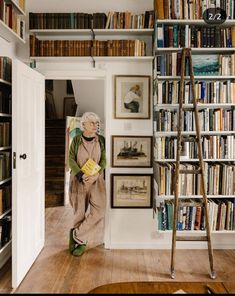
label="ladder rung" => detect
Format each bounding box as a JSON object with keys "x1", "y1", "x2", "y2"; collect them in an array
[
  {"x1": 181, "y1": 137, "x2": 198, "y2": 143},
  {"x1": 176, "y1": 236, "x2": 208, "y2": 241},
  {"x1": 179, "y1": 169, "x2": 202, "y2": 174}
]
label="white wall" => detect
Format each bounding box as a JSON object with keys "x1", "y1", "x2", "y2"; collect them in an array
[
  {"x1": 35, "y1": 59, "x2": 156, "y2": 249},
  {"x1": 50, "y1": 80, "x2": 104, "y2": 120},
  {"x1": 52, "y1": 80, "x2": 71, "y2": 118},
  {"x1": 0, "y1": 36, "x2": 16, "y2": 58},
  {"x1": 73, "y1": 80, "x2": 105, "y2": 123},
  {"x1": 27, "y1": 0, "x2": 153, "y2": 13}
]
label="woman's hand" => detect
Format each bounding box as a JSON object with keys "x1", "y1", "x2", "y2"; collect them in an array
[
  {"x1": 83, "y1": 173, "x2": 99, "y2": 185},
  {"x1": 82, "y1": 174, "x2": 89, "y2": 182}
]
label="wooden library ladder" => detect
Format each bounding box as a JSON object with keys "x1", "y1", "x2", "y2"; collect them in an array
[{"x1": 170, "y1": 48, "x2": 216, "y2": 280}]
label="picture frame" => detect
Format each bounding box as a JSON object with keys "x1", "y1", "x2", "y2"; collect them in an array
[
  {"x1": 63, "y1": 97, "x2": 77, "y2": 117},
  {"x1": 45, "y1": 91, "x2": 57, "y2": 119},
  {"x1": 112, "y1": 135, "x2": 153, "y2": 167},
  {"x1": 114, "y1": 75, "x2": 151, "y2": 119},
  {"x1": 111, "y1": 174, "x2": 153, "y2": 208}
]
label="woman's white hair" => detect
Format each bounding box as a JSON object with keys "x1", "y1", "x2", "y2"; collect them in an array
[{"x1": 80, "y1": 112, "x2": 100, "y2": 132}]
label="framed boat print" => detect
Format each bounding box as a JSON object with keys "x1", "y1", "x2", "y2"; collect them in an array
[
  {"x1": 114, "y1": 75, "x2": 150, "y2": 119},
  {"x1": 111, "y1": 174, "x2": 153, "y2": 208},
  {"x1": 112, "y1": 135, "x2": 152, "y2": 167}
]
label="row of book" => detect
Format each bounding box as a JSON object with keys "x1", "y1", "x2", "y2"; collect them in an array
[
  {"x1": 0, "y1": 185, "x2": 11, "y2": 216},
  {"x1": 154, "y1": 135, "x2": 235, "y2": 160},
  {"x1": 30, "y1": 36, "x2": 146, "y2": 57},
  {"x1": 105, "y1": 11, "x2": 154, "y2": 29},
  {"x1": 29, "y1": 11, "x2": 154, "y2": 30},
  {"x1": 0, "y1": 57, "x2": 11, "y2": 83},
  {"x1": 0, "y1": 214, "x2": 11, "y2": 249},
  {"x1": 155, "y1": 53, "x2": 235, "y2": 76},
  {"x1": 154, "y1": 163, "x2": 235, "y2": 195},
  {"x1": 153, "y1": 108, "x2": 235, "y2": 132},
  {"x1": 0, "y1": 122, "x2": 10, "y2": 147},
  {"x1": 0, "y1": 89, "x2": 11, "y2": 114},
  {"x1": 0, "y1": 152, "x2": 11, "y2": 181},
  {"x1": 0, "y1": 0, "x2": 25, "y2": 39},
  {"x1": 155, "y1": 80, "x2": 235, "y2": 104},
  {"x1": 155, "y1": 24, "x2": 235, "y2": 48},
  {"x1": 156, "y1": 198, "x2": 235, "y2": 231},
  {"x1": 154, "y1": 0, "x2": 234, "y2": 20}
]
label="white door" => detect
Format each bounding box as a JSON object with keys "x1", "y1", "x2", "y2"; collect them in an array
[{"x1": 12, "y1": 60, "x2": 45, "y2": 288}]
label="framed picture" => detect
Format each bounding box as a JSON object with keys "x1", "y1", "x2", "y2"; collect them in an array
[
  {"x1": 66, "y1": 80, "x2": 74, "y2": 95},
  {"x1": 111, "y1": 174, "x2": 153, "y2": 208},
  {"x1": 112, "y1": 135, "x2": 152, "y2": 167},
  {"x1": 63, "y1": 97, "x2": 77, "y2": 117},
  {"x1": 45, "y1": 91, "x2": 57, "y2": 119},
  {"x1": 114, "y1": 75, "x2": 150, "y2": 119}
]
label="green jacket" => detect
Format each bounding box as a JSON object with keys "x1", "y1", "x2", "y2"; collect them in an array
[{"x1": 69, "y1": 134, "x2": 106, "y2": 176}]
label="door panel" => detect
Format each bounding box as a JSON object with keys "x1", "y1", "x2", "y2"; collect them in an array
[{"x1": 12, "y1": 60, "x2": 45, "y2": 288}]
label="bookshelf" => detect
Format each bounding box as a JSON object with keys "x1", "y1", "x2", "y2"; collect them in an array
[
  {"x1": 29, "y1": 28, "x2": 154, "y2": 36},
  {"x1": 153, "y1": 3, "x2": 235, "y2": 237},
  {"x1": 0, "y1": 0, "x2": 26, "y2": 43},
  {"x1": 28, "y1": 10, "x2": 154, "y2": 59},
  {"x1": 0, "y1": 57, "x2": 12, "y2": 269},
  {"x1": 29, "y1": 56, "x2": 154, "y2": 63}
]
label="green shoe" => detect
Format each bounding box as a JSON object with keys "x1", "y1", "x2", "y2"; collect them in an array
[
  {"x1": 72, "y1": 244, "x2": 86, "y2": 257},
  {"x1": 69, "y1": 228, "x2": 77, "y2": 253}
]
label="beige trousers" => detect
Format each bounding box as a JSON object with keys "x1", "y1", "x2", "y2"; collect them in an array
[{"x1": 69, "y1": 173, "x2": 106, "y2": 249}]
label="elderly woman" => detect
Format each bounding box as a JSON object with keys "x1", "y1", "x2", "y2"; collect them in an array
[{"x1": 68, "y1": 112, "x2": 106, "y2": 256}]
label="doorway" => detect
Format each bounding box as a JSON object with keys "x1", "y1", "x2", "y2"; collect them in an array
[{"x1": 44, "y1": 78, "x2": 105, "y2": 208}]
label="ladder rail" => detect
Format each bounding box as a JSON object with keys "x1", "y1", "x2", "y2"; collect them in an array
[
  {"x1": 170, "y1": 48, "x2": 216, "y2": 280},
  {"x1": 188, "y1": 51, "x2": 215, "y2": 278},
  {"x1": 170, "y1": 48, "x2": 186, "y2": 277}
]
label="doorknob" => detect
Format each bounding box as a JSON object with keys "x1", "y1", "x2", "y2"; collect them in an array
[{"x1": 19, "y1": 154, "x2": 27, "y2": 159}]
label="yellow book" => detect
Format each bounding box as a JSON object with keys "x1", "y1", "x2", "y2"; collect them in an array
[{"x1": 81, "y1": 158, "x2": 101, "y2": 176}]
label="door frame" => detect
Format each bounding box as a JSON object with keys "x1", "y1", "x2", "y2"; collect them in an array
[{"x1": 40, "y1": 68, "x2": 110, "y2": 248}]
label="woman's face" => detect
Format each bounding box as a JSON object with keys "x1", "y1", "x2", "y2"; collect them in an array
[{"x1": 83, "y1": 118, "x2": 99, "y2": 135}]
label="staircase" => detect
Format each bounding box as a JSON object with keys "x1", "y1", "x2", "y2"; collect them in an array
[{"x1": 45, "y1": 119, "x2": 66, "y2": 207}]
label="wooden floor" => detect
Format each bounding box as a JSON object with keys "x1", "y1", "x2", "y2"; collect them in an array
[{"x1": 0, "y1": 206, "x2": 235, "y2": 294}]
